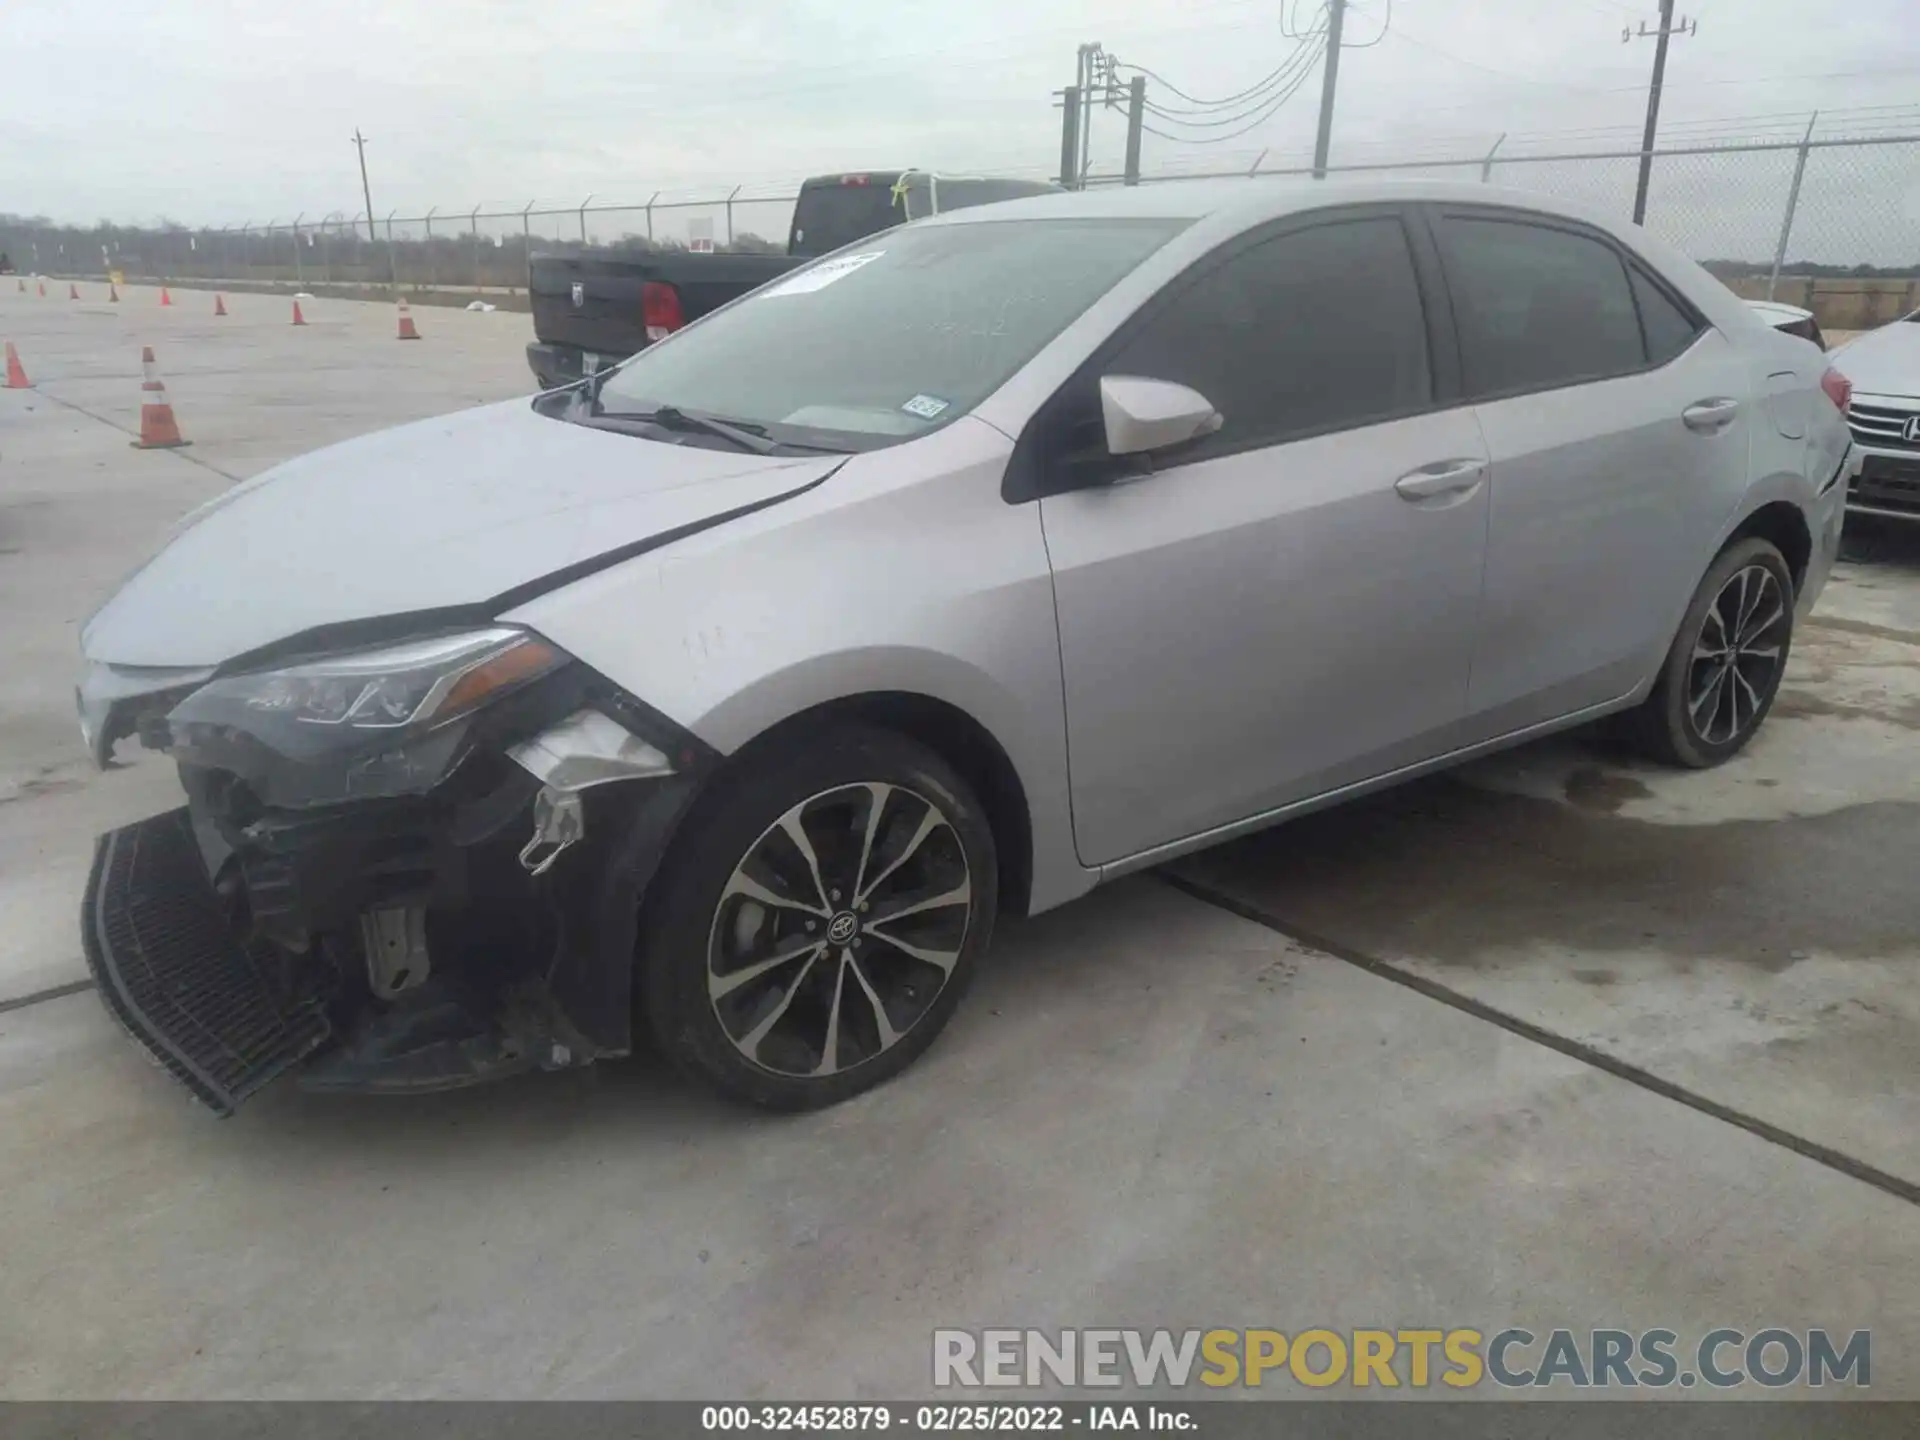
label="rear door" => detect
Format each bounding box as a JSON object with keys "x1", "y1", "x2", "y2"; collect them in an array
[
  {"x1": 1037, "y1": 207, "x2": 1491, "y2": 866},
  {"x1": 1429, "y1": 206, "x2": 1754, "y2": 734}
]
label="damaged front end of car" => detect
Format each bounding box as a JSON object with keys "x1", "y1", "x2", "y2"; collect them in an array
[{"x1": 77, "y1": 626, "x2": 711, "y2": 1115}]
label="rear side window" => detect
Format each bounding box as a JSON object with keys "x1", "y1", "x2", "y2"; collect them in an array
[
  {"x1": 1106, "y1": 215, "x2": 1432, "y2": 455},
  {"x1": 1628, "y1": 265, "x2": 1703, "y2": 364},
  {"x1": 1438, "y1": 216, "x2": 1645, "y2": 397},
  {"x1": 788, "y1": 177, "x2": 904, "y2": 257}
]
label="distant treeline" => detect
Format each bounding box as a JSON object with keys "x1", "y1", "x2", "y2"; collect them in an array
[
  {"x1": 1701, "y1": 259, "x2": 1920, "y2": 279},
  {"x1": 0, "y1": 213, "x2": 783, "y2": 288}
]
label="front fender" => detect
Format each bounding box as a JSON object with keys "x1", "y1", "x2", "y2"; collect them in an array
[{"x1": 505, "y1": 419, "x2": 1098, "y2": 916}]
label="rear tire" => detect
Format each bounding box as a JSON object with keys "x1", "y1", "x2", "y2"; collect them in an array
[
  {"x1": 1624, "y1": 536, "x2": 1795, "y2": 768},
  {"x1": 638, "y1": 725, "x2": 997, "y2": 1111}
]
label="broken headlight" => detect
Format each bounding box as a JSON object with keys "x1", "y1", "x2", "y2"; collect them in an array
[
  {"x1": 195, "y1": 629, "x2": 562, "y2": 732},
  {"x1": 166, "y1": 628, "x2": 570, "y2": 806}
]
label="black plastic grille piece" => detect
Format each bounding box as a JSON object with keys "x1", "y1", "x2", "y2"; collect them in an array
[
  {"x1": 81, "y1": 809, "x2": 330, "y2": 1115},
  {"x1": 1853, "y1": 454, "x2": 1920, "y2": 515}
]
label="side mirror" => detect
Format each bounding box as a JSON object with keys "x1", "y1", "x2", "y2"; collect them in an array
[{"x1": 1099, "y1": 375, "x2": 1223, "y2": 457}]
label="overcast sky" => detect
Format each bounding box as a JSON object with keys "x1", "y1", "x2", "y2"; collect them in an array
[{"x1": 3, "y1": 0, "x2": 1917, "y2": 228}]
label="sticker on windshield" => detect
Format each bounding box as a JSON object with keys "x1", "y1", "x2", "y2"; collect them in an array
[
  {"x1": 761, "y1": 251, "x2": 886, "y2": 297},
  {"x1": 901, "y1": 394, "x2": 951, "y2": 420}
]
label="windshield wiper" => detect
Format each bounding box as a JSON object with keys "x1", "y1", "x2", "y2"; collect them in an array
[{"x1": 601, "y1": 404, "x2": 781, "y2": 455}]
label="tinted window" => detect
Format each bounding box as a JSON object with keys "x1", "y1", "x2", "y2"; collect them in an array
[
  {"x1": 1106, "y1": 216, "x2": 1431, "y2": 454},
  {"x1": 599, "y1": 218, "x2": 1187, "y2": 448},
  {"x1": 1439, "y1": 216, "x2": 1644, "y2": 396},
  {"x1": 788, "y1": 177, "x2": 905, "y2": 257},
  {"x1": 1628, "y1": 265, "x2": 1702, "y2": 364}
]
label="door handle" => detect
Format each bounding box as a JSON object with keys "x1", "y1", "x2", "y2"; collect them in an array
[
  {"x1": 1682, "y1": 397, "x2": 1741, "y2": 433},
  {"x1": 1394, "y1": 458, "x2": 1486, "y2": 502}
]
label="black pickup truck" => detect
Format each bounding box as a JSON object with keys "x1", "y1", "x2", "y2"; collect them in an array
[{"x1": 525, "y1": 170, "x2": 1057, "y2": 389}]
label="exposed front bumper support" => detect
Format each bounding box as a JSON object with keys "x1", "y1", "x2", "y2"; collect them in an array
[
  {"x1": 82, "y1": 809, "x2": 332, "y2": 1115},
  {"x1": 83, "y1": 779, "x2": 705, "y2": 1114}
]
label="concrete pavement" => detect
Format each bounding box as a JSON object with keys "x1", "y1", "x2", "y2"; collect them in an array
[{"x1": 5, "y1": 879, "x2": 1918, "y2": 1398}]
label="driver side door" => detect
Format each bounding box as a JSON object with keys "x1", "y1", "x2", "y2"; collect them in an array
[{"x1": 1034, "y1": 207, "x2": 1491, "y2": 867}]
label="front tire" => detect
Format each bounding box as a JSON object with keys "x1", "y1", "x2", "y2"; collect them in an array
[
  {"x1": 638, "y1": 725, "x2": 997, "y2": 1110},
  {"x1": 1625, "y1": 536, "x2": 1795, "y2": 768}
]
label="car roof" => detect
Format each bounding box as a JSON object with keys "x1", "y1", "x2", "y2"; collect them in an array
[{"x1": 919, "y1": 175, "x2": 1623, "y2": 230}]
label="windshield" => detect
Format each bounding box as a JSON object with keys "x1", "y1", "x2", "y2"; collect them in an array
[{"x1": 595, "y1": 217, "x2": 1188, "y2": 450}]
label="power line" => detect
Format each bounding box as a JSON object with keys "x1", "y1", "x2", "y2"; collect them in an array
[
  {"x1": 1113, "y1": 11, "x2": 1326, "y2": 114},
  {"x1": 1382, "y1": 25, "x2": 1627, "y2": 92},
  {"x1": 1139, "y1": 33, "x2": 1329, "y2": 127},
  {"x1": 1141, "y1": 39, "x2": 1329, "y2": 145},
  {"x1": 1118, "y1": 43, "x2": 1316, "y2": 111},
  {"x1": 1344, "y1": 0, "x2": 1392, "y2": 48},
  {"x1": 1282, "y1": 0, "x2": 1328, "y2": 40}
]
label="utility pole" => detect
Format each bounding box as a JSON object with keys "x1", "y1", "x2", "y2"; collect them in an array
[
  {"x1": 1311, "y1": 0, "x2": 1347, "y2": 178},
  {"x1": 1627, "y1": 1, "x2": 1695, "y2": 225},
  {"x1": 1058, "y1": 86, "x2": 1084, "y2": 189},
  {"x1": 352, "y1": 129, "x2": 377, "y2": 242},
  {"x1": 1076, "y1": 44, "x2": 1106, "y2": 188},
  {"x1": 1123, "y1": 75, "x2": 1146, "y2": 186}
]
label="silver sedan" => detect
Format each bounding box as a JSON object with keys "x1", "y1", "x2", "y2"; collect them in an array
[{"x1": 76, "y1": 179, "x2": 1853, "y2": 1113}]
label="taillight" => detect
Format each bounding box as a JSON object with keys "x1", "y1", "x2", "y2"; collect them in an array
[
  {"x1": 1820, "y1": 367, "x2": 1852, "y2": 414},
  {"x1": 641, "y1": 281, "x2": 684, "y2": 343}
]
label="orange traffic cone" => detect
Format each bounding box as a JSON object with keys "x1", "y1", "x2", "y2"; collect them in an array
[
  {"x1": 396, "y1": 297, "x2": 421, "y2": 340},
  {"x1": 4, "y1": 342, "x2": 30, "y2": 389},
  {"x1": 132, "y1": 346, "x2": 189, "y2": 449},
  {"x1": 109, "y1": 283, "x2": 120, "y2": 303},
  {"x1": 160, "y1": 286, "x2": 172, "y2": 307},
  {"x1": 213, "y1": 293, "x2": 228, "y2": 317},
  {"x1": 68, "y1": 283, "x2": 80, "y2": 301},
  {"x1": 291, "y1": 299, "x2": 307, "y2": 326}
]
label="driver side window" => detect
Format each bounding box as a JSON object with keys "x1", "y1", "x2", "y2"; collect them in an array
[{"x1": 1107, "y1": 214, "x2": 1434, "y2": 462}]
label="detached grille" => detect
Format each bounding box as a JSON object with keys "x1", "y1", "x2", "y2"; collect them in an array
[
  {"x1": 1851, "y1": 454, "x2": 1920, "y2": 517},
  {"x1": 1849, "y1": 400, "x2": 1920, "y2": 451},
  {"x1": 82, "y1": 809, "x2": 330, "y2": 1115}
]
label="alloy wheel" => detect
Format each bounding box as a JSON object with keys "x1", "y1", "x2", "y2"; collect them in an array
[
  {"x1": 1686, "y1": 562, "x2": 1788, "y2": 746},
  {"x1": 706, "y1": 782, "x2": 973, "y2": 1078}
]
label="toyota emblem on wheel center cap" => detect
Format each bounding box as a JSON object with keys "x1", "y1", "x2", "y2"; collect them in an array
[{"x1": 826, "y1": 912, "x2": 859, "y2": 945}]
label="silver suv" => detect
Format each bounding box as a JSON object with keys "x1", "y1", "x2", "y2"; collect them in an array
[
  {"x1": 1828, "y1": 309, "x2": 1920, "y2": 521},
  {"x1": 76, "y1": 179, "x2": 1854, "y2": 1114}
]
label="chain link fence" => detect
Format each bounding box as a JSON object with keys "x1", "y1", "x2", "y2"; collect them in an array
[
  {"x1": 0, "y1": 183, "x2": 806, "y2": 294},
  {"x1": 3, "y1": 131, "x2": 1915, "y2": 322},
  {"x1": 1083, "y1": 131, "x2": 1920, "y2": 329}
]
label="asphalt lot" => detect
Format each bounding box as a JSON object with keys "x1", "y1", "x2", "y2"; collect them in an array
[{"x1": 1, "y1": 284, "x2": 1916, "y2": 1401}]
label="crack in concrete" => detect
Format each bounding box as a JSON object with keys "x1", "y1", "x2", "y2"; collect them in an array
[
  {"x1": 0, "y1": 979, "x2": 93, "y2": 1016},
  {"x1": 1162, "y1": 869, "x2": 1920, "y2": 1210},
  {"x1": 1806, "y1": 614, "x2": 1920, "y2": 646},
  {"x1": 27, "y1": 387, "x2": 241, "y2": 483}
]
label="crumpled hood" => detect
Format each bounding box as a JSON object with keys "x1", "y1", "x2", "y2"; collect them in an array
[
  {"x1": 1832, "y1": 320, "x2": 1920, "y2": 398},
  {"x1": 83, "y1": 400, "x2": 840, "y2": 667}
]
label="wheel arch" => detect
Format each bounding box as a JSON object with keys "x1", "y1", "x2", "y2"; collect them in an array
[
  {"x1": 1727, "y1": 498, "x2": 1813, "y2": 596},
  {"x1": 726, "y1": 691, "x2": 1036, "y2": 920}
]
